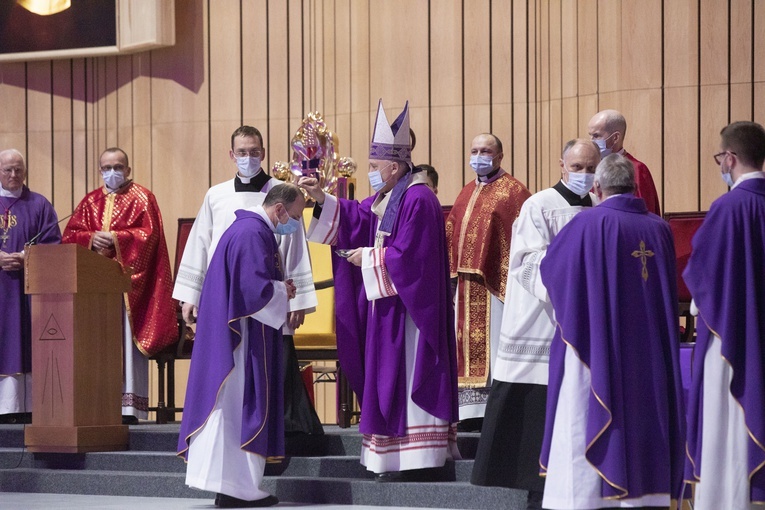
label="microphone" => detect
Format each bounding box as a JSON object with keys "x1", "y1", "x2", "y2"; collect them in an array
[{"x1": 25, "y1": 179, "x2": 134, "y2": 247}]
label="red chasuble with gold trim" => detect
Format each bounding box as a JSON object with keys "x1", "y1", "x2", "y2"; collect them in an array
[
  {"x1": 62, "y1": 182, "x2": 178, "y2": 356},
  {"x1": 445, "y1": 172, "x2": 530, "y2": 387}
]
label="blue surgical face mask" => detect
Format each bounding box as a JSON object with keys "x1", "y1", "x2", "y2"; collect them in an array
[
  {"x1": 593, "y1": 133, "x2": 616, "y2": 158},
  {"x1": 721, "y1": 169, "x2": 735, "y2": 188},
  {"x1": 470, "y1": 155, "x2": 496, "y2": 176},
  {"x1": 564, "y1": 167, "x2": 596, "y2": 197},
  {"x1": 276, "y1": 216, "x2": 300, "y2": 236},
  {"x1": 368, "y1": 163, "x2": 393, "y2": 192},
  {"x1": 236, "y1": 156, "x2": 261, "y2": 178},
  {"x1": 102, "y1": 169, "x2": 126, "y2": 191}
]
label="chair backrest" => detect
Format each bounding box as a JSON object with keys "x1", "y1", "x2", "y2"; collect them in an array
[
  {"x1": 174, "y1": 218, "x2": 197, "y2": 280},
  {"x1": 664, "y1": 211, "x2": 707, "y2": 303}
]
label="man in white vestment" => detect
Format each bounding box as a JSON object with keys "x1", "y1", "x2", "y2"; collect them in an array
[
  {"x1": 173, "y1": 125, "x2": 322, "y2": 435},
  {"x1": 471, "y1": 139, "x2": 600, "y2": 509}
]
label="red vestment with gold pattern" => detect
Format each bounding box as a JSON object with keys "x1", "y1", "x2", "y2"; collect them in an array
[
  {"x1": 62, "y1": 182, "x2": 177, "y2": 356},
  {"x1": 445, "y1": 172, "x2": 530, "y2": 412}
]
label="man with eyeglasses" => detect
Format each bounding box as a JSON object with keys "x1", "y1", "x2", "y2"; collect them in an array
[
  {"x1": 588, "y1": 109, "x2": 661, "y2": 215},
  {"x1": 0, "y1": 149, "x2": 60, "y2": 424},
  {"x1": 63, "y1": 147, "x2": 178, "y2": 424},
  {"x1": 173, "y1": 125, "x2": 322, "y2": 437},
  {"x1": 683, "y1": 121, "x2": 765, "y2": 510}
]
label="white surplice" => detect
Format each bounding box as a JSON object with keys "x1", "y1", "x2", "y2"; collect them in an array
[{"x1": 493, "y1": 187, "x2": 592, "y2": 385}]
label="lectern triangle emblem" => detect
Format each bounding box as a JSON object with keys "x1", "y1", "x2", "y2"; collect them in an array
[{"x1": 39, "y1": 314, "x2": 66, "y2": 341}]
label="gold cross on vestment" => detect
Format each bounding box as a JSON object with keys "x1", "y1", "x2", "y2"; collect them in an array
[
  {"x1": 631, "y1": 240, "x2": 654, "y2": 281},
  {"x1": 0, "y1": 232, "x2": 8, "y2": 246}
]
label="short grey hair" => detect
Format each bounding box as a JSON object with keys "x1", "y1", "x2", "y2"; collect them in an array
[
  {"x1": 595, "y1": 154, "x2": 636, "y2": 196},
  {"x1": 0, "y1": 149, "x2": 26, "y2": 168}
]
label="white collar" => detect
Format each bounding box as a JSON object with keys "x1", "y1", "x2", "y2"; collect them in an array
[
  {"x1": 731, "y1": 170, "x2": 765, "y2": 190},
  {"x1": 0, "y1": 185, "x2": 22, "y2": 198},
  {"x1": 252, "y1": 205, "x2": 277, "y2": 233}
]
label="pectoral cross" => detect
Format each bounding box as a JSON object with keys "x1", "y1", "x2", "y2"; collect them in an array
[{"x1": 631, "y1": 240, "x2": 654, "y2": 281}]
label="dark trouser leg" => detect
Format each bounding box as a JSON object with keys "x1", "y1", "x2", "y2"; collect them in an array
[{"x1": 282, "y1": 334, "x2": 324, "y2": 435}]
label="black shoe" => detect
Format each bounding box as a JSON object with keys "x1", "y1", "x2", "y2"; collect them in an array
[
  {"x1": 457, "y1": 417, "x2": 484, "y2": 432},
  {"x1": 0, "y1": 413, "x2": 31, "y2": 424},
  {"x1": 215, "y1": 493, "x2": 279, "y2": 508},
  {"x1": 526, "y1": 490, "x2": 543, "y2": 510},
  {"x1": 375, "y1": 471, "x2": 405, "y2": 483},
  {"x1": 121, "y1": 415, "x2": 139, "y2": 425}
]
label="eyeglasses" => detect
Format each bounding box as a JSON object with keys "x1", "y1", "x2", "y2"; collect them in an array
[
  {"x1": 713, "y1": 151, "x2": 736, "y2": 165},
  {"x1": 234, "y1": 149, "x2": 264, "y2": 158},
  {"x1": 100, "y1": 164, "x2": 126, "y2": 172},
  {"x1": 0, "y1": 166, "x2": 24, "y2": 175}
]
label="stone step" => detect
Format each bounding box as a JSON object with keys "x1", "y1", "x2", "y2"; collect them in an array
[
  {"x1": 0, "y1": 468, "x2": 527, "y2": 509},
  {"x1": 0, "y1": 448, "x2": 477, "y2": 482},
  {"x1": 0, "y1": 424, "x2": 482, "y2": 458}
]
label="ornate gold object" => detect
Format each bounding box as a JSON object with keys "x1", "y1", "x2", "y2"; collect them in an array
[{"x1": 272, "y1": 112, "x2": 356, "y2": 201}]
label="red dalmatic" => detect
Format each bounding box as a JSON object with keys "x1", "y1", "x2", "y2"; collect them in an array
[{"x1": 62, "y1": 182, "x2": 178, "y2": 356}]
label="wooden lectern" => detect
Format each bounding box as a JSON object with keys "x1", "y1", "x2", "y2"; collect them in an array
[{"x1": 23, "y1": 244, "x2": 132, "y2": 453}]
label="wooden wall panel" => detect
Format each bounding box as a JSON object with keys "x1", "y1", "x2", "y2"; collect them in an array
[
  {"x1": 663, "y1": 87, "x2": 699, "y2": 213},
  {"x1": 51, "y1": 60, "x2": 73, "y2": 218},
  {"x1": 492, "y1": 0, "x2": 513, "y2": 171},
  {"x1": 348, "y1": 0, "x2": 370, "y2": 199},
  {"x1": 242, "y1": 0, "x2": 269, "y2": 139},
  {"x1": 430, "y1": 0, "x2": 463, "y2": 202},
  {"x1": 463, "y1": 0, "x2": 491, "y2": 184},
  {"x1": 210, "y1": 0, "x2": 242, "y2": 184},
  {"x1": 268, "y1": 0, "x2": 291, "y2": 169},
  {"x1": 26, "y1": 62, "x2": 53, "y2": 199},
  {"x1": 0, "y1": 65, "x2": 27, "y2": 156}
]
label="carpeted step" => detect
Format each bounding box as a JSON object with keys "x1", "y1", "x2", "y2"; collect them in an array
[{"x1": 0, "y1": 468, "x2": 527, "y2": 509}]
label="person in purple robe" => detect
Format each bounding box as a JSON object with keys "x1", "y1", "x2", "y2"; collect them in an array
[
  {"x1": 683, "y1": 121, "x2": 765, "y2": 510},
  {"x1": 299, "y1": 99, "x2": 460, "y2": 481},
  {"x1": 177, "y1": 184, "x2": 305, "y2": 508},
  {"x1": 539, "y1": 154, "x2": 686, "y2": 509},
  {"x1": 0, "y1": 149, "x2": 60, "y2": 424}
]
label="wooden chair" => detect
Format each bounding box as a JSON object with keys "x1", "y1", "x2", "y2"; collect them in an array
[
  {"x1": 664, "y1": 211, "x2": 707, "y2": 342},
  {"x1": 149, "y1": 217, "x2": 196, "y2": 424}
]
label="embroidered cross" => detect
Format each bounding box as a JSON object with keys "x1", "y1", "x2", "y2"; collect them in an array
[{"x1": 631, "y1": 240, "x2": 654, "y2": 281}]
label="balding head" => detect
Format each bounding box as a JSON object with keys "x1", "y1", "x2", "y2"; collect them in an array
[
  {"x1": 588, "y1": 109, "x2": 628, "y2": 153},
  {"x1": 0, "y1": 149, "x2": 27, "y2": 192},
  {"x1": 263, "y1": 182, "x2": 306, "y2": 233}
]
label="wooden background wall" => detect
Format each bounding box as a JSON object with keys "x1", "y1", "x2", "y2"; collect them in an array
[{"x1": 2, "y1": 0, "x2": 763, "y2": 420}]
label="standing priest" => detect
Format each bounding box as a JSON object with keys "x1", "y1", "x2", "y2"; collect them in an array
[
  {"x1": 0, "y1": 149, "x2": 60, "y2": 424},
  {"x1": 445, "y1": 133, "x2": 529, "y2": 427},
  {"x1": 178, "y1": 184, "x2": 305, "y2": 508},
  {"x1": 63, "y1": 147, "x2": 178, "y2": 423},
  {"x1": 299, "y1": 99, "x2": 460, "y2": 481},
  {"x1": 684, "y1": 121, "x2": 765, "y2": 510},
  {"x1": 539, "y1": 153, "x2": 686, "y2": 509}
]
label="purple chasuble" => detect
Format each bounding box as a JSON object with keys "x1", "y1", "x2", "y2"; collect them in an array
[
  {"x1": 683, "y1": 178, "x2": 765, "y2": 502},
  {"x1": 539, "y1": 194, "x2": 686, "y2": 500},
  {"x1": 331, "y1": 184, "x2": 458, "y2": 437},
  {"x1": 178, "y1": 210, "x2": 284, "y2": 460},
  {"x1": 0, "y1": 187, "x2": 60, "y2": 375}
]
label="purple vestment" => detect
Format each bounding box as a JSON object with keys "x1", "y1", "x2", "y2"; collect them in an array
[
  {"x1": 539, "y1": 194, "x2": 686, "y2": 500},
  {"x1": 0, "y1": 187, "x2": 60, "y2": 375},
  {"x1": 330, "y1": 184, "x2": 458, "y2": 437},
  {"x1": 178, "y1": 210, "x2": 284, "y2": 460},
  {"x1": 683, "y1": 178, "x2": 765, "y2": 502}
]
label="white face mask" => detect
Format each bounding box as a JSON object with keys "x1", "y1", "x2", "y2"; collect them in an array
[
  {"x1": 102, "y1": 169, "x2": 126, "y2": 191},
  {"x1": 564, "y1": 167, "x2": 596, "y2": 196},
  {"x1": 470, "y1": 155, "x2": 496, "y2": 176},
  {"x1": 236, "y1": 156, "x2": 261, "y2": 178},
  {"x1": 593, "y1": 133, "x2": 616, "y2": 158}
]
